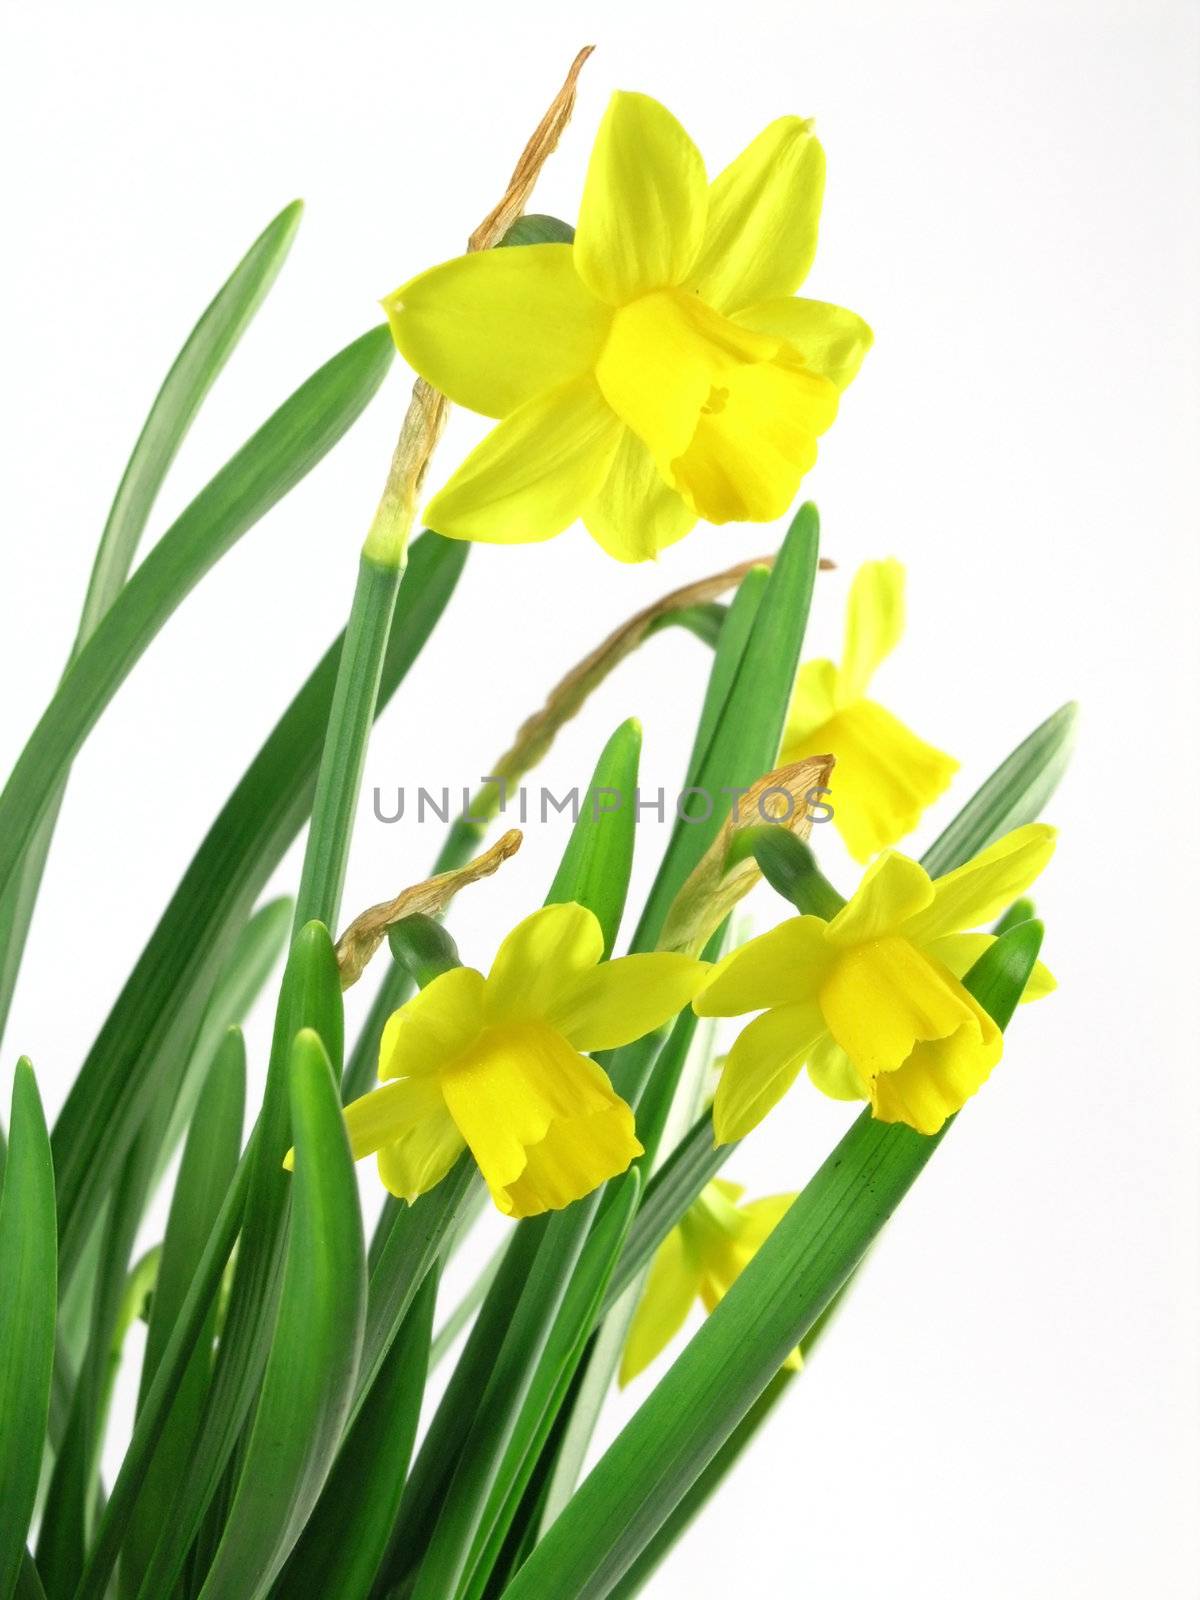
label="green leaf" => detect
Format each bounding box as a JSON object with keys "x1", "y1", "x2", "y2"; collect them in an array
[
  {"x1": 73, "y1": 1160, "x2": 251, "y2": 1600},
  {"x1": 0, "y1": 1062, "x2": 56, "y2": 1600},
  {"x1": 677, "y1": 566, "x2": 769, "y2": 797},
  {"x1": 168, "y1": 922, "x2": 344, "y2": 1596},
  {"x1": 272, "y1": 1265, "x2": 437, "y2": 1600},
  {"x1": 358, "y1": 1158, "x2": 481, "y2": 1414},
  {"x1": 499, "y1": 925, "x2": 1046, "y2": 1600},
  {"x1": 384, "y1": 1222, "x2": 547, "y2": 1594},
  {"x1": 195, "y1": 1029, "x2": 366, "y2": 1600},
  {"x1": 37, "y1": 1086, "x2": 170, "y2": 1599},
  {"x1": 294, "y1": 552, "x2": 403, "y2": 929},
  {"x1": 76, "y1": 923, "x2": 342, "y2": 1600},
  {"x1": 545, "y1": 717, "x2": 642, "y2": 955},
  {"x1": 605, "y1": 1369, "x2": 798, "y2": 1600},
  {"x1": 0, "y1": 202, "x2": 303, "y2": 1053},
  {"x1": 920, "y1": 700, "x2": 1077, "y2": 878},
  {"x1": 120, "y1": 1030, "x2": 246, "y2": 1600},
  {"x1": 458, "y1": 1173, "x2": 643, "y2": 1600},
  {"x1": 0, "y1": 323, "x2": 395, "y2": 909},
  {"x1": 154, "y1": 898, "x2": 290, "y2": 1192},
  {"x1": 51, "y1": 528, "x2": 466, "y2": 1290},
  {"x1": 82, "y1": 200, "x2": 305, "y2": 637},
  {"x1": 628, "y1": 512, "x2": 818, "y2": 958}
]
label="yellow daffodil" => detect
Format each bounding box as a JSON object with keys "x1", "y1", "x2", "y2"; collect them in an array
[
  {"x1": 694, "y1": 825, "x2": 1057, "y2": 1140},
  {"x1": 383, "y1": 92, "x2": 871, "y2": 562},
  {"x1": 781, "y1": 560, "x2": 958, "y2": 861},
  {"x1": 338, "y1": 903, "x2": 707, "y2": 1218},
  {"x1": 621, "y1": 1179, "x2": 800, "y2": 1384}
]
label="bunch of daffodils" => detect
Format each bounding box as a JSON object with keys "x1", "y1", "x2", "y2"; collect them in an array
[{"x1": 0, "y1": 57, "x2": 1072, "y2": 1600}]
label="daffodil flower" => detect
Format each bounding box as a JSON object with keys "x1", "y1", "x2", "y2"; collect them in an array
[
  {"x1": 339, "y1": 903, "x2": 707, "y2": 1218},
  {"x1": 781, "y1": 559, "x2": 958, "y2": 862},
  {"x1": 694, "y1": 824, "x2": 1057, "y2": 1141},
  {"x1": 621, "y1": 1179, "x2": 800, "y2": 1384},
  {"x1": 383, "y1": 92, "x2": 871, "y2": 562}
]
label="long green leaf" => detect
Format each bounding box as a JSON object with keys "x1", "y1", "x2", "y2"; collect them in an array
[
  {"x1": 606, "y1": 1264, "x2": 859, "y2": 1598},
  {"x1": 0, "y1": 323, "x2": 394, "y2": 907},
  {"x1": 37, "y1": 1091, "x2": 170, "y2": 1599},
  {"x1": 134, "y1": 922, "x2": 344, "y2": 1600},
  {"x1": 0, "y1": 202, "x2": 302, "y2": 1052},
  {"x1": 605, "y1": 1369, "x2": 798, "y2": 1599},
  {"x1": 120, "y1": 1030, "x2": 246, "y2": 1600},
  {"x1": 195, "y1": 1028, "x2": 366, "y2": 1600},
  {"x1": 626, "y1": 506, "x2": 819, "y2": 963},
  {"x1": 545, "y1": 718, "x2": 642, "y2": 957},
  {"x1": 500, "y1": 925, "x2": 1045, "y2": 1600},
  {"x1": 921, "y1": 700, "x2": 1077, "y2": 877},
  {"x1": 272, "y1": 1265, "x2": 437, "y2": 1600},
  {"x1": 0, "y1": 1062, "x2": 56, "y2": 1600},
  {"x1": 154, "y1": 898, "x2": 289, "y2": 1190},
  {"x1": 51, "y1": 529, "x2": 466, "y2": 1289},
  {"x1": 74, "y1": 924, "x2": 341, "y2": 1600},
  {"x1": 459, "y1": 1173, "x2": 643, "y2": 1600}
]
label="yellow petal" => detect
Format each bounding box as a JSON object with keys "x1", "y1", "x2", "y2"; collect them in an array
[
  {"x1": 377, "y1": 1091, "x2": 465, "y2": 1204},
  {"x1": 424, "y1": 377, "x2": 622, "y2": 546},
  {"x1": 583, "y1": 428, "x2": 696, "y2": 563},
  {"x1": 694, "y1": 916, "x2": 832, "y2": 1017},
  {"x1": 620, "y1": 1227, "x2": 700, "y2": 1385},
  {"x1": 925, "y1": 932, "x2": 1057, "y2": 1002},
  {"x1": 712, "y1": 1001, "x2": 825, "y2": 1143},
  {"x1": 733, "y1": 297, "x2": 873, "y2": 392},
  {"x1": 342, "y1": 1077, "x2": 439, "y2": 1159},
  {"x1": 671, "y1": 357, "x2": 837, "y2": 524},
  {"x1": 790, "y1": 699, "x2": 958, "y2": 863},
  {"x1": 339, "y1": 1077, "x2": 465, "y2": 1203},
  {"x1": 688, "y1": 117, "x2": 825, "y2": 312},
  {"x1": 869, "y1": 991, "x2": 1003, "y2": 1135},
  {"x1": 378, "y1": 965, "x2": 486, "y2": 1080},
  {"x1": 839, "y1": 559, "x2": 906, "y2": 703},
  {"x1": 574, "y1": 91, "x2": 708, "y2": 305},
  {"x1": 780, "y1": 658, "x2": 839, "y2": 749},
  {"x1": 819, "y1": 937, "x2": 984, "y2": 1078},
  {"x1": 824, "y1": 851, "x2": 934, "y2": 948},
  {"x1": 806, "y1": 1034, "x2": 868, "y2": 1101},
  {"x1": 547, "y1": 952, "x2": 709, "y2": 1053},
  {"x1": 484, "y1": 902, "x2": 603, "y2": 1025},
  {"x1": 382, "y1": 244, "x2": 612, "y2": 419},
  {"x1": 900, "y1": 824, "x2": 1058, "y2": 946},
  {"x1": 440, "y1": 1022, "x2": 642, "y2": 1217}
]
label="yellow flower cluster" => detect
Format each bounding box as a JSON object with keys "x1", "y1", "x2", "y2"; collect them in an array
[{"x1": 335, "y1": 92, "x2": 1060, "y2": 1351}]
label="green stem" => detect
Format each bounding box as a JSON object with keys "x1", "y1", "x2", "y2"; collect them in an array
[{"x1": 294, "y1": 553, "x2": 403, "y2": 931}]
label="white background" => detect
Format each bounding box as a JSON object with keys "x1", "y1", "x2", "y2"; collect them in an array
[{"x1": 2, "y1": 2, "x2": 1198, "y2": 1595}]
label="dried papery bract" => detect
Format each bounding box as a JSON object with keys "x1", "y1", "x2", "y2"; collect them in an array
[
  {"x1": 335, "y1": 827, "x2": 522, "y2": 987},
  {"x1": 363, "y1": 46, "x2": 596, "y2": 566},
  {"x1": 658, "y1": 757, "x2": 835, "y2": 956}
]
